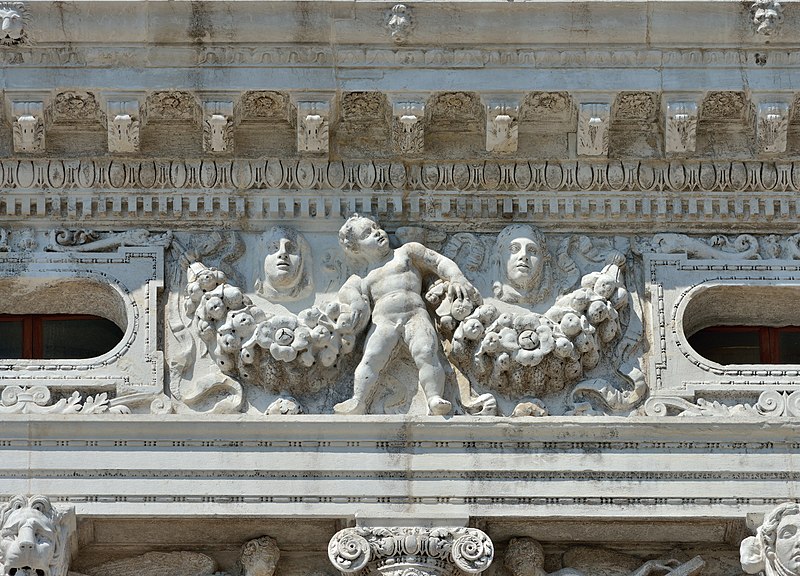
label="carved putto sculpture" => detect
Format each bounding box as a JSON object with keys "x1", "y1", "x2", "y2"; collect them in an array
[
  {"x1": 333, "y1": 214, "x2": 481, "y2": 415},
  {"x1": 174, "y1": 223, "x2": 642, "y2": 417},
  {"x1": 0, "y1": 495, "x2": 73, "y2": 576},
  {"x1": 254, "y1": 226, "x2": 313, "y2": 302},
  {"x1": 742, "y1": 503, "x2": 800, "y2": 576}
]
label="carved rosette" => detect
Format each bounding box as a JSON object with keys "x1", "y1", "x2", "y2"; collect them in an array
[{"x1": 328, "y1": 527, "x2": 493, "y2": 576}]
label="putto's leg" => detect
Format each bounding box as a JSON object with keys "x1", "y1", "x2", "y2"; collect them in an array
[
  {"x1": 334, "y1": 322, "x2": 400, "y2": 415},
  {"x1": 405, "y1": 313, "x2": 452, "y2": 416}
]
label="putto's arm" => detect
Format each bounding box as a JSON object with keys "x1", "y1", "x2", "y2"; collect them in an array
[
  {"x1": 406, "y1": 242, "x2": 482, "y2": 304},
  {"x1": 336, "y1": 274, "x2": 370, "y2": 332}
]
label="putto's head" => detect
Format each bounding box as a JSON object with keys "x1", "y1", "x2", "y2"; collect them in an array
[
  {"x1": 338, "y1": 214, "x2": 391, "y2": 261},
  {"x1": 0, "y1": 3, "x2": 27, "y2": 46},
  {"x1": 0, "y1": 495, "x2": 71, "y2": 576}
]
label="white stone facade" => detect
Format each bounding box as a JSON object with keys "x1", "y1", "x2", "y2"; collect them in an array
[{"x1": 0, "y1": 1, "x2": 799, "y2": 575}]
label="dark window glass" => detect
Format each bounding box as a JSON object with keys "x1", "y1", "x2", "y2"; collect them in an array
[
  {"x1": 0, "y1": 315, "x2": 123, "y2": 360},
  {"x1": 0, "y1": 320, "x2": 24, "y2": 359},
  {"x1": 689, "y1": 326, "x2": 800, "y2": 365}
]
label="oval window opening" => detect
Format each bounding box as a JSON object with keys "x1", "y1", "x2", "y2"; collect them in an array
[
  {"x1": 682, "y1": 284, "x2": 800, "y2": 365},
  {"x1": 688, "y1": 326, "x2": 800, "y2": 365},
  {"x1": 0, "y1": 314, "x2": 125, "y2": 360}
]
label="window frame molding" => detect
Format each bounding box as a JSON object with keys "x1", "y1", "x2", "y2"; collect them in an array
[{"x1": 0, "y1": 247, "x2": 164, "y2": 399}]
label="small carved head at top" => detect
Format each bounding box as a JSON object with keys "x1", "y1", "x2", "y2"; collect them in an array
[
  {"x1": 742, "y1": 502, "x2": 800, "y2": 576},
  {"x1": 504, "y1": 538, "x2": 547, "y2": 576},
  {"x1": 751, "y1": 0, "x2": 784, "y2": 36},
  {"x1": 0, "y1": 2, "x2": 28, "y2": 46},
  {"x1": 0, "y1": 495, "x2": 72, "y2": 576},
  {"x1": 491, "y1": 224, "x2": 552, "y2": 305},
  {"x1": 386, "y1": 4, "x2": 413, "y2": 44},
  {"x1": 255, "y1": 226, "x2": 313, "y2": 302}
]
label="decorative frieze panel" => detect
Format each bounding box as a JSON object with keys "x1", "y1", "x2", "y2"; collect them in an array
[
  {"x1": 484, "y1": 97, "x2": 520, "y2": 153},
  {"x1": 391, "y1": 99, "x2": 425, "y2": 155}
]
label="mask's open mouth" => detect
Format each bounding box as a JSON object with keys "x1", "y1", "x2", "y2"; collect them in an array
[{"x1": 8, "y1": 567, "x2": 46, "y2": 576}]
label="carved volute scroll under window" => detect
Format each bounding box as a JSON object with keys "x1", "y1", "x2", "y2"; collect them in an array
[{"x1": 681, "y1": 285, "x2": 800, "y2": 366}]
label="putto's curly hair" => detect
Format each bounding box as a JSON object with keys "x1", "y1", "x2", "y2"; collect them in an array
[
  {"x1": 338, "y1": 213, "x2": 377, "y2": 255},
  {"x1": 762, "y1": 502, "x2": 800, "y2": 553}
]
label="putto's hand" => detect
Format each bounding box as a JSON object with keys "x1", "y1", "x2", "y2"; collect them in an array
[{"x1": 448, "y1": 278, "x2": 482, "y2": 305}]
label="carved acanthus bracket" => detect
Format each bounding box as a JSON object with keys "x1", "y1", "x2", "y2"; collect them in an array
[
  {"x1": 756, "y1": 101, "x2": 789, "y2": 154},
  {"x1": 665, "y1": 101, "x2": 698, "y2": 155},
  {"x1": 0, "y1": 495, "x2": 76, "y2": 576},
  {"x1": 203, "y1": 100, "x2": 234, "y2": 153},
  {"x1": 107, "y1": 100, "x2": 141, "y2": 153},
  {"x1": 577, "y1": 102, "x2": 610, "y2": 156},
  {"x1": 11, "y1": 100, "x2": 44, "y2": 153},
  {"x1": 294, "y1": 98, "x2": 331, "y2": 154},
  {"x1": 328, "y1": 527, "x2": 494, "y2": 576},
  {"x1": 483, "y1": 97, "x2": 520, "y2": 153},
  {"x1": 391, "y1": 99, "x2": 425, "y2": 155}
]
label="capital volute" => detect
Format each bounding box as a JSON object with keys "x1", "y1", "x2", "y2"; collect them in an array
[{"x1": 328, "y1": 526, "x2": 494, "y2": 576}]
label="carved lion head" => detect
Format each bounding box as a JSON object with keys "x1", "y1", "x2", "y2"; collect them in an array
[
  {"x1": 0, "y1": 2, "x2": 28, "y2": 46},
  {"x1": 0, "y1": 496, "x2": 70, "y2": 576}
]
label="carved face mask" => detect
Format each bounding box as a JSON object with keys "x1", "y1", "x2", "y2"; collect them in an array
[
  {"x1": 264, "y1": 235, "x2": 302, "y2": 290},
  {"x1": 504, "y1": 236, "x2": 543, "y2": 290}
]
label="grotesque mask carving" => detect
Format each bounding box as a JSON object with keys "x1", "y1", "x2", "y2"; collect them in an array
[
  {"x1": 0, "y1": 496, "x2": 72, "y2": 576},
  {"x1": 0, "y1": 3, "x2": 27, "y2": 46}
]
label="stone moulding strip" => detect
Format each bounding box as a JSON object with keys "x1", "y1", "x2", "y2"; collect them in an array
[
  {"x1": 2, "y1": 158, "x2": 800, "y2": 229},
  {"x1": 1, "y1": 46, "x2": 799, "y2": 70}
]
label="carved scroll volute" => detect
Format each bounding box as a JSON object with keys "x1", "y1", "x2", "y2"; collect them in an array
[{"x1": 328, "y1": 527, "x2": 494, "y2": 576}]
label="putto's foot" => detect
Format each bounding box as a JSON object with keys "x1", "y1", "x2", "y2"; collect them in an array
[
  {"x1": 428, "y1": 396, "x2": 452, "y2": 416},
  {"x1": 334, "y1": 397, "x2": 367, "y2": 415}
]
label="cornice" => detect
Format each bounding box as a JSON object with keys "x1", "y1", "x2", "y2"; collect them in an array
[{"x1": 2, "y1": 158, "x2": 800, "y2": 231}]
